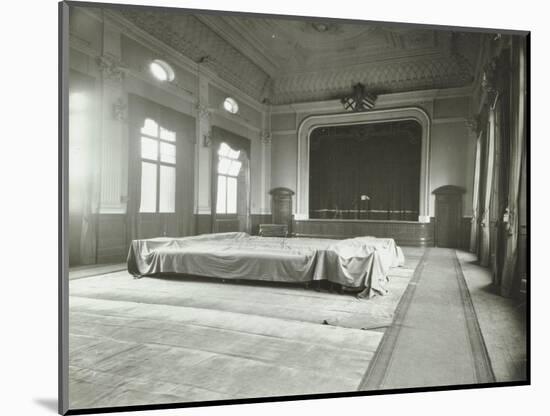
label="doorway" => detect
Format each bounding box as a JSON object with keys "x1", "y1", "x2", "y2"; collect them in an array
[{"x1": 433, "y1": 186, "x2": 465, "y2": 248}]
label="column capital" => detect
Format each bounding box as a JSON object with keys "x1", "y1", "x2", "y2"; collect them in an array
[{"x1": 96, "y1": 54, "x2": 128, "y2": 82}]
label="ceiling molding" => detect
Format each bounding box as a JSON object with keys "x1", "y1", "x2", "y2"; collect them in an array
[
  {"x1": 117, "y1": 8, "x2": 270, "y2": 102},
  {"x1": 270, "y1": 53, "x2": 473, "y2": 105},
  {"x1": 270, "y1": 85, "x2": 474, "y2": 114},
  {"x1": 101, "y1": 8, "x2": 484, "y2": 107},
  {"x1": 104, "y1": 10, "x2": 268, "y2": 112},
  {"x1": 197, "y1": 15, "x2": 281, "y2": 77}
]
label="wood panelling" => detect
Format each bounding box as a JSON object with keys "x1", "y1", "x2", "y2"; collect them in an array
[
  {"x1": 312, "y1": 211, "x2": 418, "y2": 221},
  {"x1": 259, "y1": 224, "x2": 289, "y2": 237},
  {"x1": 250, "y1": 214, "x2": 272, "y2": 235},
  {"x1": 195, "y1": 214, "x2": 212, "y2": 235},
  {"x1": 517, "y1": 224, "x2": 527, "y2": 301},
  {"x1": 195, "y1": 214, "x2": 272, "y2": 235},
  {"x1": 215, "y1": 217, "x2": 240, "y2": 233},
  {"x1": 292, "y1": 219, "x2": 434, "y2": 247},
  {"x1": 460, "y1": 217, "x2": 472, "y2": 250},
  {"x1": 97, "y1": 214, "x2": 127, "y2": 264}
]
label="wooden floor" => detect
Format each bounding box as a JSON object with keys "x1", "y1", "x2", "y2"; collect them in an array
[
  {"x1": 456, "y1": 251, "x2": 527, "y2": 381},
  {"x1": 361, "y1": 248, "x2": 494, "y2": 390},
  {"x1": 68, "y1": 248, "x2": 425, "y2": 409}
]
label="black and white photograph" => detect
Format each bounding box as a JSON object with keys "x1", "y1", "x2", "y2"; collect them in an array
[
  {"x1": 57, "y1": 1, "x2": 532, "y2": 414},
  {"x1": 8, "y1": 0, "x2": 550, "y2": 414}
]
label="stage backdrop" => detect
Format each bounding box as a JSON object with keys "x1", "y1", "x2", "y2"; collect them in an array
[{"x1": 309, "y1": 120, "x2": 421, "y2": 221}]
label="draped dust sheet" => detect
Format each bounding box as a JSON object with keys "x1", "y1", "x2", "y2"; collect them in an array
[{"x1": 127, "y1": 232, "x2": 405, "y2": 297}]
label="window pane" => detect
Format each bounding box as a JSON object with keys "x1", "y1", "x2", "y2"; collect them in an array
[
  {"x1": 218, "y1": 142, "x2": 231, "y2": 157},
  {"x1": 160, "y1": 127, "x2": 176, "y2": 142},
  {"x1": 218, "y1": 157, "x2": 231, "y2": 175},
  {"x1": 141, "y1": 118, "x2": 158, "y2": 136},
  {"x1": 141, "y1": 137, "x2": 158, "y2": 160},
  {"x1": 216, "y1": 176, "x2": 227, "y2": 214},
  {"x1": 159, "y1": 165, "x2": 176, "y2": 213},
  {"x1": 229, "y1": 148, "x2": 241, "y2": 159},
  {"x1": 227, "y1": 160, "x2": 242, "y2": 177},
  {"x1": 227, "y1": 177, "x2": 237, "y2": 214},
  {"x1": 160, "y1": 142, "x2": 176, "y2": 164},
  {"x1": 140, "y1": 162, "x2": 157, "y2": 212}
]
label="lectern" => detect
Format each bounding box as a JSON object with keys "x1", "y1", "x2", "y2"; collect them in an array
[{"x1": 259, "y1": 187, "x2": 295, "y2": 237}]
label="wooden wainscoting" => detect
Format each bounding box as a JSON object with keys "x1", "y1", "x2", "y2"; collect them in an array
[
  {"x1": 195, "y1": 214, "x2": 271, "y2": 235},
  {"x1": 292, "y1": 219, "x2": 434, "y2": 247},
  {"x1": 517, "y1": 224, "x2": 528, "y2": 301},
  {"x1": 215, "y1": 216, "x2": 240, "y2": 233},
  {"x1": 250, "y1": 214, "x2": 273, "y2": 235},
  {"x1": 97, "y1": 214, "x2": 127, "y2": 264},
  {"x1": 195, "y1": 214, "x2": 212, "y2": 235},
  {"x1": 460, "y1": 216, "x2": 472, "y2": 250}
]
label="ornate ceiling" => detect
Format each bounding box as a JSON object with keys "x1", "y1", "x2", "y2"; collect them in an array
[{"x1": 118, "y1": 9, "x2": 485, "y2": 105}]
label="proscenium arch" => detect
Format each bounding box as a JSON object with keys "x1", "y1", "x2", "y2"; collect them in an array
[{"x1": 296, "y1": 107, "x2": 431, "y2": 222}]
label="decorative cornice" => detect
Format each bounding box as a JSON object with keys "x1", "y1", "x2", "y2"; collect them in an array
[
  {"x1": 196, "y1": 103, "x2": 211, "y2": 120},
  {"x1": 118, "y1": 9, "x2": 270, "y2": 102},
  {"x1": 112, "y1": 8, "x2": 480, "y2": 107},
  {"x1": 101, "y1": 9, "x2": 267, "y2": 112},
  {"x1": 465, "y1": 116, "x2": 479, "y2": 135},
  {"x1": 271, "y1": 53, "x2": 474, "y2": 105},
  {"x1": 481, "y1": 58, "x2": 498, "y2": 95},
  {"x1": 96, "y1": 55, "x2": 128, "y2": 82},
  {"x1": 260, "y1": 130, "x2": 272, "y2": 145},
  {"x1": 270, "y1": 85, "x2": 474, "y2": 115},
  {"x1": 209, "y1": 108, "x2": 262, "y2": 133}
]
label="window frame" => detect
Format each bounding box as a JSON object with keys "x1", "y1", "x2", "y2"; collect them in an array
[
  {"x1": 216, "y1": 143, "x2": 242, "y2": 215},
  {"x1": 139, "y1": 119, "x2": 177, "y2": 213}
]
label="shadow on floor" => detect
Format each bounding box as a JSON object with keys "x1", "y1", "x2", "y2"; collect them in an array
[{"x1": 33, "y1": 398, "x2": 57, "y2": 413}]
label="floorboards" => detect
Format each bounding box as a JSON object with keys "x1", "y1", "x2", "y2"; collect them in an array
[
  {"x1": 68, "y1": 247, "x2": 424, "y2": 409},
  {"x1": 456, "y1": 250, "x2": 527, "y2": 382}
]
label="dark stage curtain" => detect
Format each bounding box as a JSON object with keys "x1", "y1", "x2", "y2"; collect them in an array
[
  {"x1": 127, "y1": 94, "x2": 195, "y2": 243},
  {"x1": 309, "y1": 121, "x2": 421, "y2": 221}
]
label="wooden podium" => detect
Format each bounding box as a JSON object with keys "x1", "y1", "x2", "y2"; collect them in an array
[{"x1": 259, "y1": 187, "x2": 295, "y2": 237}]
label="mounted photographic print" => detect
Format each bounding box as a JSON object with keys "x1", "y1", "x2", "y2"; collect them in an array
[{"x1": 59, "y1": 1, "x2": 530, "y2": 414}]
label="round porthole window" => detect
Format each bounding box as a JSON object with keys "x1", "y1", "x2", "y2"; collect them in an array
[
  {"x1": 223, "y1": 97, "x2": 239, "y2": 114},
  {"x1": 150, "y1": 59, "x2": 175, "y2": 82}
]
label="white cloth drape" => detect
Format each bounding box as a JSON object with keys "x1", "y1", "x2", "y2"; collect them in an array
[
  {"x1": 479, "y1": 109, "x2": 496, "y2": 267},
  {"x1": 500, "y1": 39, "x2": 527, "y2": 297},
  {"x1": 470, "y1": 134, "x2": 482, "y2": 253}
]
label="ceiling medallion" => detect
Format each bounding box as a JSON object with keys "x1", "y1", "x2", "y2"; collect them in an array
[
  {"x1": 312, "y1": 22, "x2": 330, "y2": 32},
  {"x1": 341, "y1": 83, "x2": 377, "y2": 112}
]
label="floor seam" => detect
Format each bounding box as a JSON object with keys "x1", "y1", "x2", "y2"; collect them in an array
[{"x1": 453, "y1": 250, "x2": 497, "y2": 384}]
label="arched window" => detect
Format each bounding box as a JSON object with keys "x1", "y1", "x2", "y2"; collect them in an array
[
  {"x1": 216, "y1": 142, "x2": 242, "y2": 214},
  {"x1": 139, "y1": 118, "x2": 177, "y2": 213}
]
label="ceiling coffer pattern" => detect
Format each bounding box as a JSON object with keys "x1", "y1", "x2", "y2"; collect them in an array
[
  {"x1": 117, "y1": 9, "x2": 482, "y2": 105},
  {"x1": 118, "y1": 9, "x2": 271, "y2": 101},
  {"x1": 271, "y1": 54, "x2": 473, "y2": 104}
]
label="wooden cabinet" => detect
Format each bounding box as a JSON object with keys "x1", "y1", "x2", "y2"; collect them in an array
[
  {"x1": 433, "y1": 185, "x2": 465, "y2": 248},
  {"x1": 269, "y1": 187, "x2": 295, "y2": 230}
]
